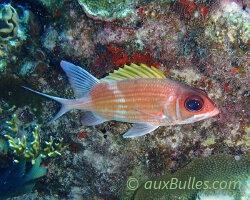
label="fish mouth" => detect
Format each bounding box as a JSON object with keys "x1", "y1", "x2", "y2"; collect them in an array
[
  {"x1": 211, "y1": 107, "x2": 220, "y2": 117},
  {"x1": 182, "y1": 107, "x2": 220, "y2": 123}
]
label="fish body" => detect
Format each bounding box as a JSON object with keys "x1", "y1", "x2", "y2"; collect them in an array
[
  {"x1": 24, "y1": 61, "x2": 219, "y2": 138},
  {"x1": 87, "y1": 78, "x2": 217, "y2": 125}
]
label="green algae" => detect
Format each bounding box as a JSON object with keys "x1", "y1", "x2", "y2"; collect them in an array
[{"x1": 132, "y1": 154, "x2": 249, "y2": 200}]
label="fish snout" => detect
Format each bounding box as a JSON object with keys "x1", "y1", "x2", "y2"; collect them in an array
[{"x1": 211, "y1": 107, "x2": 220, "y2": 116}]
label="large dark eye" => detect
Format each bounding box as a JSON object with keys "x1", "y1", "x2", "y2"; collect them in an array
[{"x1": 184, "y1": 96, "x2": 204, "y2": 112}]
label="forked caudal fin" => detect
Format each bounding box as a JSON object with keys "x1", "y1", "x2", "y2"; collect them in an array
[
  {"x1": 22, "y1": 86, "x2": 75, "y2": 123},
  {"x1": 22, "y1": 60, "x2": 99, "y2": 122}
]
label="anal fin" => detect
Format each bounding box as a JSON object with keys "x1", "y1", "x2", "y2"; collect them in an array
[
  {"x1": 123, "y1": 124, "x2": 159, "y2": 138},
  {"x1": 81, "y1": 111, "x2": 106, "y2": 126}
]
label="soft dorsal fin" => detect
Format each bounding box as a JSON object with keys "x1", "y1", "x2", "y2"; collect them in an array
[
  {"x1": 60, "y1": 61, "x2": 99, "y2": 98},
  {"x1": 101, "y1": 63, "x2": 166, "y2": 82}
]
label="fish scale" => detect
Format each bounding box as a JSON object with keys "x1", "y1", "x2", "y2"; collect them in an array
[{"x1": 89, "y1": 79, "x2": 179, "y2": 124}]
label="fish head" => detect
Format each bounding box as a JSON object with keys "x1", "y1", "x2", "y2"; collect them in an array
[{"x1": 176, "y1": 87, "x2": 219, "y2": 124}]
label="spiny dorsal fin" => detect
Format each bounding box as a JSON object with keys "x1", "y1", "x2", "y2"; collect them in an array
[{"x1": 101, "y1": 63, "x2": 166, "y2": 82}]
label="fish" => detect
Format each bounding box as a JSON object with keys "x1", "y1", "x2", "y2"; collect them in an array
[{"x1": 23, "y1": 61, "x2": 219, "y2": 138}]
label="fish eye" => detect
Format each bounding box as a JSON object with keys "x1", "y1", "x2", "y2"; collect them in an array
[{"x1": 184, "y1": 96, "x2": 204, "y2": 112}]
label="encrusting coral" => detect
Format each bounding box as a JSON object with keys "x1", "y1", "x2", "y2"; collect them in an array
[
  {"x1": 0, "y1": 3, "x2": 28, "y2": 74},
  {"x1": 132, "y1": 154, "x2": 250, "y2": 200},
  {"x1": 4, "y1": 114, "x2": 67, "y2": 164},
  {"x1": 77, "y1": 0, "x2": 138, "y2": 21},
  {"x1": 0, "y1": 4, "x2": 19, "y2": 41},
  {"x1": 205, "y1": 1, "x2": 250, "y2": 51}
]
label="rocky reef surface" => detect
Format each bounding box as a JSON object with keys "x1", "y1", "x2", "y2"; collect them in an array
[{"x1": 0, "y1": 0, "x2": 249, "y2": 200}]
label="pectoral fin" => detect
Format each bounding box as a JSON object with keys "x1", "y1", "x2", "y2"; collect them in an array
[{"x1": 122, "y1": 124, "x2": 159, "y2": 138}]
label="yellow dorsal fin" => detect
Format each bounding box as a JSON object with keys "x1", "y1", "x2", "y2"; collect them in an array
[{"x1": 101, "y1": 63, "x2": 166, "y2": 82}]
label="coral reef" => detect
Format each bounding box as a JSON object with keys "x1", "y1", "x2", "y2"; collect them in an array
[
  {"x1": 205, "y1": 1, "x2": 250, "y2": 52},
  {"x1": 133, "y1": 154, "x2": 250, "y2": 200},
  {"x1": 4, "y1": 114, "x2": 67, "y2": 164},
  {"x1": 0, "y1": 136, "x2": 8, "y2": 156},
  {"x1": 77, "y1": 0, "x2": 138, "y2": 21},
  {"x1": 0, "y1": 3, "x2": 28, "y2": 76},
  {"x1": 38, "y1": 0, "x2": 67, "y2": 16},
  {"x1": 41, "y1": 7, "x2": 95, "y2": 59},
  {"x1": 41, "y1": 26, "x2": 58, "y2": 52},
  {"x1": 0, "y1": 0, "x2": 249, "y2": 199},
  {"x1": 0, "y1": 4, "x2": 19, "y2": 41},
  {"x1": 0, "y1": 3, "x2": 19, "y2": 73}
]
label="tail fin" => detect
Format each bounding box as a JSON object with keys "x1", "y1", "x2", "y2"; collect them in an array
[
  {"x1": 22, "y1": 86, "x2": 74, "y2": 123},
  {"x1": 22, "y1": 60, "x2": 99, "y2": 122},
  {"x1": 23, "y1": 60, "x2": 99, "y2": 122}
]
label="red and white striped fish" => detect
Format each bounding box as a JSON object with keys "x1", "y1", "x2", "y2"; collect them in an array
[{"x1": 24, "y1": 61, "x2": 219, "y2": 138}]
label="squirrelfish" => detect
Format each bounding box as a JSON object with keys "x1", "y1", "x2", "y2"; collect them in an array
[{"x1": 24, "y1": 61, "x2": 219, "y2": 138}]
